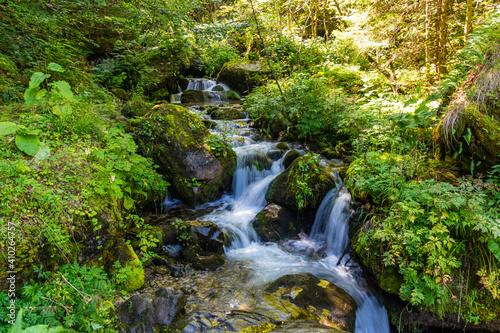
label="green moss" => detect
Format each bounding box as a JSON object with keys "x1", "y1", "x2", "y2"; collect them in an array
[
  {"x1": 117, "y1": 241, "x2": 145, "y2": 292},
  {"x1": 112, "y1": 88, "x2": 129, "y2": 101},
  {"x1": 276, "y1": 142, "x2": 288, "y2": 150},
  {"x1": 224, "y1": 90, "x2": 241, "y2": 101}
]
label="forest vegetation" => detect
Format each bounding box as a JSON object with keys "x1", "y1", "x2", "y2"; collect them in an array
[{"x1": 0, "y1": 0, "x2": 500, "y2": 332}]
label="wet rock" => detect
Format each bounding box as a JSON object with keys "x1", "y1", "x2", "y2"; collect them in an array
[
  {"x1": 274, "y1": 320, "x2": 348, "y2": 332},
  {"x1": 117, "y1": 287, "x2": 187, "y2": 333},
  {"x1": 176, "y1": 311, "x2": 223, "y2": 333},
  {"x1": 136, "y1": 104, "x2": 236, "y2": 206},
  {"x1": 266, "y1": 155, "x2": 335, "y2": 214},
  {"x1": 265, "y1": 274, "x2": 357, "y2": 332},
  {"x1": 212, "y1": 85, "x2": 225, "y2": 92},
  {"x1": 208, "y1": 311, "x2": 278, "y2": 332},
  {"x1": 283, "y1": 150, "x2": 301, "y2": 169},
  {"x1": 210, "y1": 108, "x2": 246, "y2": 120},
  {"x1": 157, "y1": 224, "x2": 178, "y2": 246},
  {"x1": 217, "y1": 61, "x2": 269, "y2": 94},
  {"x1": 182, "y1": 220, "x2": 226, "y2": 253},
  {"x1": 178, "y1": 75, "x2": 190, "y2": 91},
  {"x1": 266, "y1": 149, "x2": 282, "y2": 160},
  {"x1": 276, "y1": 142, "x2": 289, "y2": 150},
  {"x1": 181, "y1": 90, "x2": 205, "y2": 104},
  {"x1": 253, "y1": 204, "x2": 306, "y2": 242},
  {"x1": 182, "y1": 245, "x2": 225, "y2": 270}
]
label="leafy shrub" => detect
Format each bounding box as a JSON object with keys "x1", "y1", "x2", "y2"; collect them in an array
[
  {"x1": 0, "y1": 263, "x2": 116, "y2": 333},
  {"x1": 347, "y1": 151, "x2": 500, "y2": 321},
  {"x1": 199, "y1": 40, "x2": 240, "y2": 76},
  {"x1": 244, "y1": 75, "x2": 352, "y2": 145}
]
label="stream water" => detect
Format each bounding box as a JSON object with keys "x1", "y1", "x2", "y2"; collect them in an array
[{"x1": 163, "y1": 81, "x2": 390, "y2": 332}]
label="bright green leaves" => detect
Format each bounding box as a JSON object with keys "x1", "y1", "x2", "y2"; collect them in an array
[
  {"x1": 50, "y1": 81, "x2": 74, "y2": 101},
  {"x1": 0, "y1": 121, "x2": 41, "y2": 156},
  {"x1": 47, "y1": 62, "x2": 65, "y2": 73},
  {"x1": 15, "y1": 134, "x2": 41, "y2": 156},
  {"x1": 29, "y1": 72, "x2": 51, "y2": 89},
  {"x1": 488, "y1": 238, "x2": 500, "y2": 261},
  {"x1": 24, "y1": 72, "x2": 51, "y2": 106},
  {"x1": 0, "y1": 121, "x2": 20, "y2": 135}
]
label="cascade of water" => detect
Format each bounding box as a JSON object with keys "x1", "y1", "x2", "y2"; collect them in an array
[
  {"x1": 310, "y1": 187, "x2": 351, "y2": 256},
  {"x1": 198, "y1": 144, "x2": 389, "y2": 332},
  {"x1": 186, "y1": 78, "x2": 217, "y2": 91}
]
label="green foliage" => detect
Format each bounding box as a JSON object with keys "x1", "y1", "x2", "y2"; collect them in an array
[
  {"x1": 295, "y1": 154, "x2": 319, "y2": 211},
  {"x1": 348, "y1": 152, "x2": 500, "y2": 320},
  {"x1": 0, "y1": 263, "x2": 116, "y2": 333},
  {"x1": 172, "y1": 218, "x2": 192, "y2": 246},
  {"x1": 245, "y1": 75, "x2": 352, "y2": 144},
  {"x1": 199, "y1": 41, "x2": 240, "y2": 76}
]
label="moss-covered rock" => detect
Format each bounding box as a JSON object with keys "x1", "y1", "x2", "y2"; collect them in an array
[
  {"x1": 181, "y1": 90, "x2": 206, "y2": 103},
  {"x1": 210, "y1": 107, "x2": 246, "y2": 120},
  {"x1": 202, "y1": 119, "x2": 216, "y2": 129},
  {"x1": 276, "y1": 142, "x2": 288, "y2": 150},
  {"x1": 265, "y1": 274, "x2": 357, "y2": 332},
  {"x1": 266, "y1": 155, "x2": 335, "y2": 214},
  {"x1": 112, "y1": 88, "x2": 129, "y2": 101},
  {"x1": 136, "y1": 104, "x2": 236, "y2": 206},
  {"x1": 224, "y1": 90, "x2": 241, "y2": 101},
  {"x1": 253, "y1": 204, "x2": 308, "y2": 241},
  {"x1": 179, "y1": 220, "x2": 227, "y2": 253},
  {"x1": 283, "y1": 150, "x2": 301, "y2": 169},
  {"x1": 150, "y1": 88, "x2": 170, "y2": 102},
  {"x1": 217, "y1": 60, "x2": 270, "y2": 94},
  {"x1": 121, "y1": 97, "x2": 151, "y2": 118},
  {"x1": 109, "y1": 239, "x2": 145, "y2": 292}
]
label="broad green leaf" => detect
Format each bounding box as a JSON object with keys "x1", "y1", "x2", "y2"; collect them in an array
[
  {"x1": 52, "y1": 103, "x2": 72, "y2": 118},
  {"x1": 124, "y1": 197, "x2": 134, "y2": 210},
  {"x1": 24, "y1": 87, "x2": 39, "y2": 105},
  {"x1": 33, "y1": 144, "x2": 51, "y2": 161},
  {"x1": 15, "y1": 134, "x2": 40, "y2": 156},
  {"x1": 488, "y1": 238, "x2": 500, "y2": 261},
  {"x1": 23, "y1": 325, "x2": 78, "y2": 333},
  {"x1": 28, "y1": 72, "x2": 50, "y2": 89},
  {"x1": 50, "y1": 81, "x2": 74, "y2": 101},
  {"x1": 0, "y1": 121, "x2": 19, "y2": 135},
  {"x1": 47, "y1": 63, "x2": 65, "y2": 73}
]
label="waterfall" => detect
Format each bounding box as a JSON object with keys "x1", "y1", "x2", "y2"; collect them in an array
[
  {"x1": 170, "y1": 78, "x2": 236, "y2": 104},
  {"x1": 197, "y1": 143, "x2": 389, "y2": 332},
  {"x1": 310, "y1": 187, "x2": 351, "y2": 256}
]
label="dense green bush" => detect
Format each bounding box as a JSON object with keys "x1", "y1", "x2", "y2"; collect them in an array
[
  {"x1": 244, "y1": 75, "x2": 352, "y2": 145},
  {"x1": 347, "y1": 151, "x2": 500, "y2": 322}
]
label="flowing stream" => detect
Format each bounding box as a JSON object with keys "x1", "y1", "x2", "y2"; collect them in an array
[{"x1": 165, "y1": 102, "x2": 390, "y2": 332}]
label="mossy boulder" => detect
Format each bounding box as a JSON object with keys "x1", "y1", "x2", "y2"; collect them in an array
[
  {"x1": 276, "y1": 142, "x2": 288, "y2": 150},
  {"x1": 253, "y1": 204, "x2": 309, "y2": 241},
  {"x1": 181, "y1": 90, "x2": 205, "y2": 103},
  {"x1": 210, "y1": 107, "x2": 246, "y2": 120},
  {"x1": 217, "y1": 60, "x2": 270, "y2": 94},
  {"x1": 266, "y1": 156, "x2": 335, "y2": 214},
  {"x1": 265, "y1": 273, "x2": 357, "y2": 332},
  {"x1": 283, "y1": 149, "x2": 301, "y2": 169},
  {"x1": 121, "y1": 97, "x2": 151, "y2": 118},
  {"x1": 136, "y1": 104, "x2": 236, "y2": 206},
  {"x1": 112, "y1": 88, "x2": 130, "y2": 101},
  {"x1": 212, "y1": 85, "x2": 225, "y2": 91},
  {"x1": 178, "y1": 220, "x2": 227, "y2": 253},
  {"x1": 109, "y1": 239, "x2": 145, "y2": 292},
  {"x1": 202, "y1": 119, "x2": 216, "y2": 129},
  {"x1": 224, "y1": 90, "x2": 241, "y2": 101}
]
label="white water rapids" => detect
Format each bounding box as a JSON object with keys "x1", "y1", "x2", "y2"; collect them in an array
[{"x1": 193, "y1": 142, "x2": 390, "y2": 332}]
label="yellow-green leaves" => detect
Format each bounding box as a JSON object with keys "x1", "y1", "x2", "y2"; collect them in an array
[
  {"x1": 24, "y1": 72, "x2": 50, "y2": 106},
  {"x1": 0, "y1": 121, "x2": 20, "y2": 136}
]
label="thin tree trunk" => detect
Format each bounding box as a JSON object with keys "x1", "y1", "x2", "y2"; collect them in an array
[
  {"x1": 425, "y1": 0, "x2": 431, "y2": 73},
  {"x1": 332, "y1": 0, "x2": 343, "y2": 16},
  {"x1": 464, "y1": 0, "x2": 473, "y2": 41},
  {"x1": 434, "y1": 0, "x2": 442, "y2": 75}
]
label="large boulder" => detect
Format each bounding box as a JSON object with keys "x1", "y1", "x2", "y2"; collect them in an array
[
  {"x1": 181, "y1": 90, "x2": 206, "y2": 104},
  {"x1": 136, "y1": 104, "x2": 236, "y2": 206},
  {"x1": 253, "y1": 203, "x2": 310, "y2": 242},
  {"x1": 265, "y1": 274, "x2": 357, "y2": 332},
  {"x1": 210, "y1": 107, "x2": 246, "y2": 120},
  {"x1": 117, "y1": 288, "x2": 187, "y2": 333},
  {"x1": 217, "y1": 61, "x2": 269, "y2": 94},
  {"x1": 266, "y1": 155, "x2": 335, "y2": 214}
]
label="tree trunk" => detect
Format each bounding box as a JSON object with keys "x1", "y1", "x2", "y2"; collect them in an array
[
  {"x1": 464, "y1": 0, "x2": 473, "y2": 41},
  {"x1": 435, "y1": 0, "x2": 451, "y2": 75}
]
